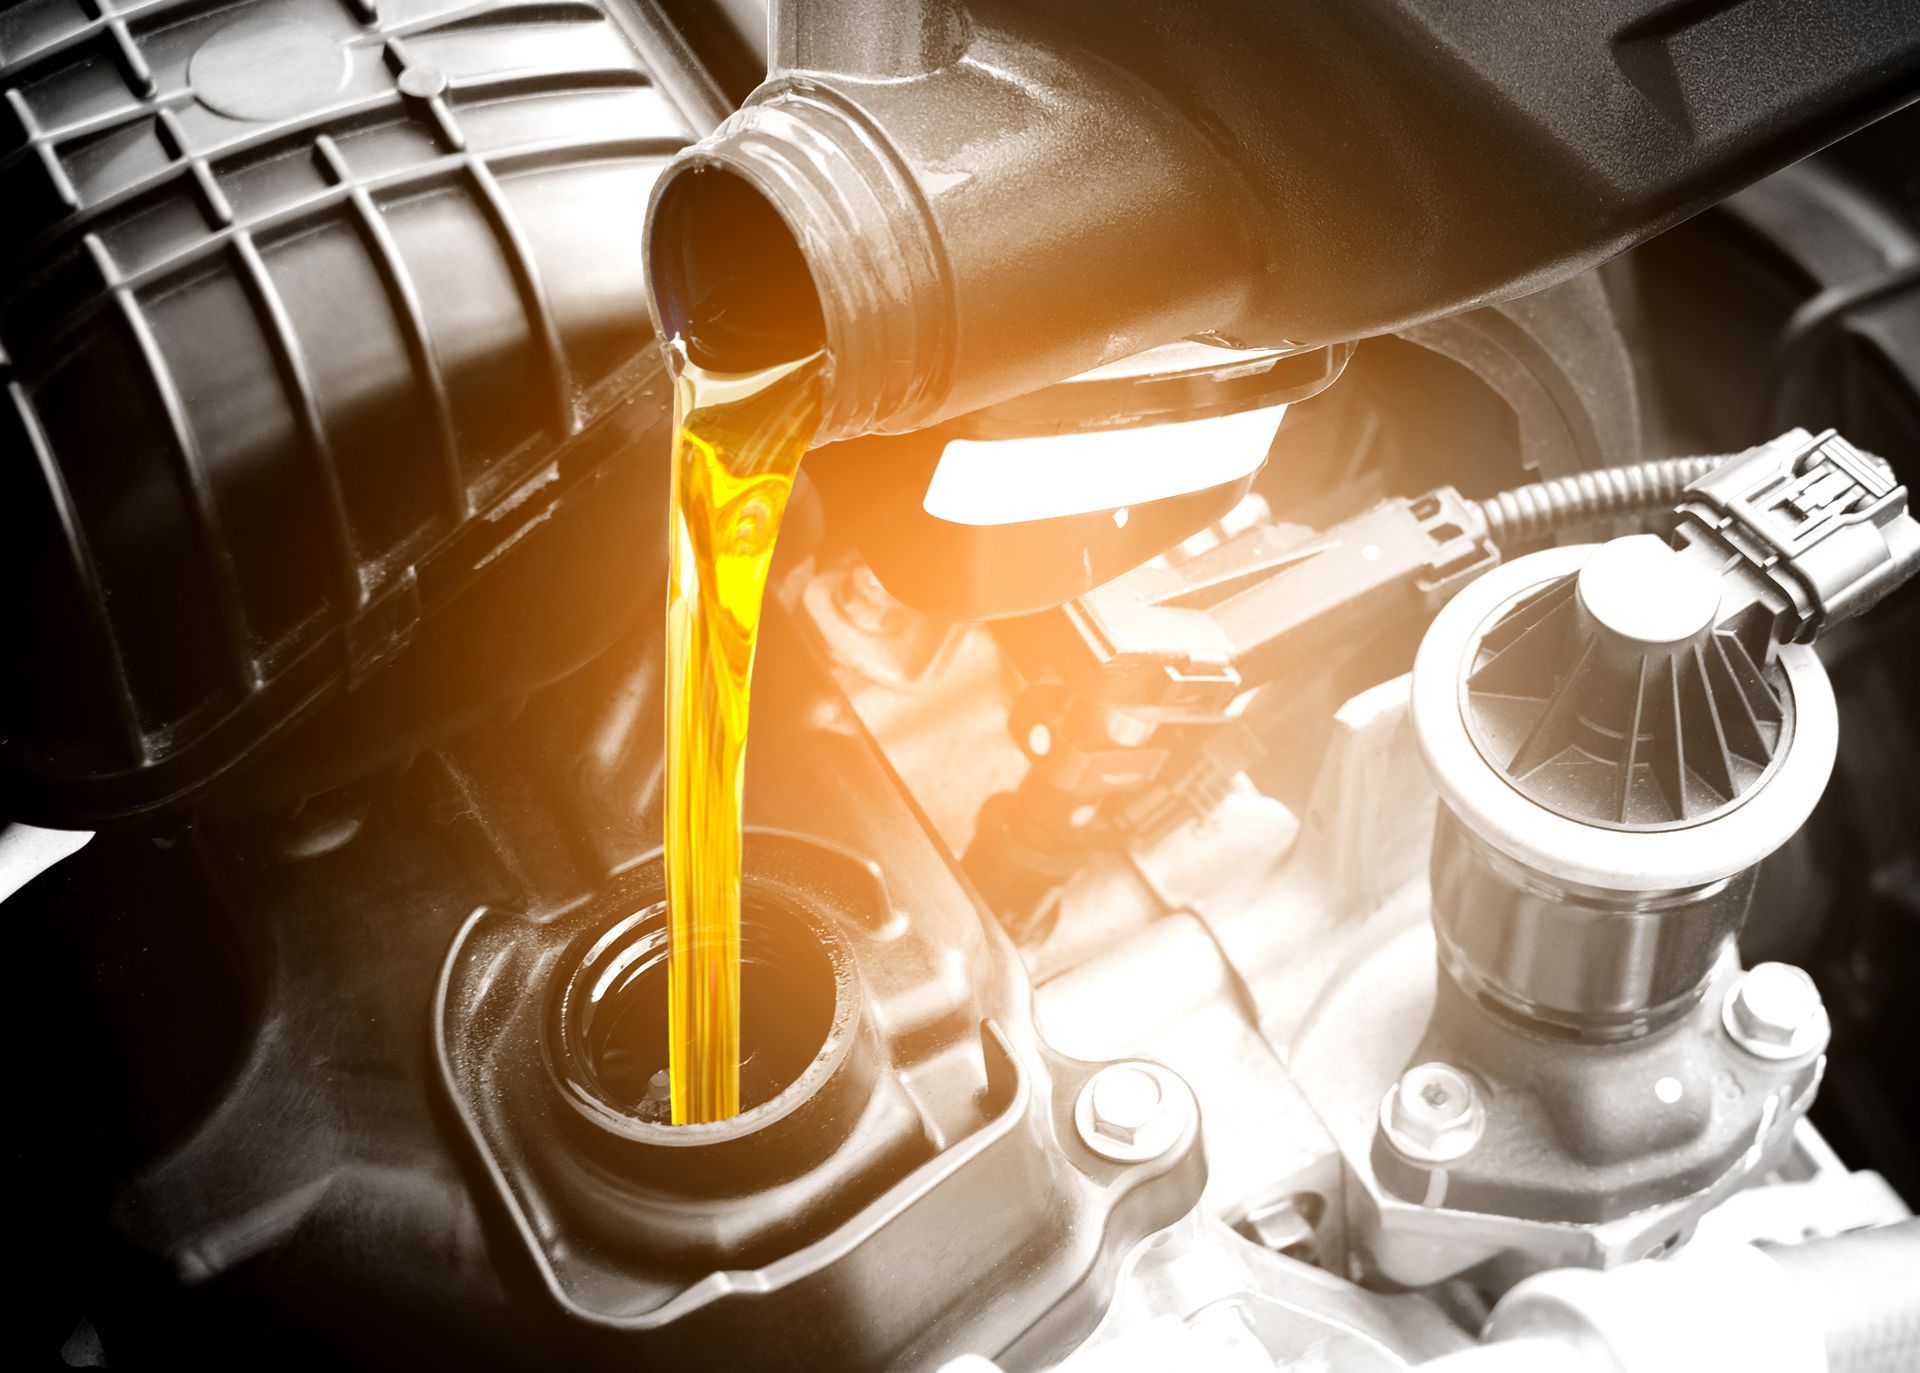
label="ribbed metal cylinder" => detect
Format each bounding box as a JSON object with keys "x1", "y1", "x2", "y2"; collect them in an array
[{"x1": 1429, "y1": 806, "x2": 1756, "y2": 1040}]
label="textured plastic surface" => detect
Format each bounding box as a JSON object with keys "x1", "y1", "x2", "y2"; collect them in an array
[{"x1": 1, "y1": 0, "x2": 723, "y2": 824}]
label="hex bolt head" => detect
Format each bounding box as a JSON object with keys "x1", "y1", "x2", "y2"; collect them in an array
[
  {"x1": 1075, "y1": 1062, "x2": 1194, "y2": 1163},
  {"x1": 1379, "y1": 1062, "x2": 1485, "y2": 1164},
  {"x1": 1090, "y1": 1065, "x2": 1162, "y2": 1144},
  {"x1": 1723, "y1": 962, "x2": 1830, "y2": 1061}
]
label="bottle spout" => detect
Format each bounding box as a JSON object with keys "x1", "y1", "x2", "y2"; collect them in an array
[
  {"x1": 645, "y1": 19, "x2": 1255, "y2": 443},
  {"x1": 646, "y1": 90, "x2": 956, "y2": 443},
  {"x1": 646, "y1": 161, "x2": 826, "y2": 377}
]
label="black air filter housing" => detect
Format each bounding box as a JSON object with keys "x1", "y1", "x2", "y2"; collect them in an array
[{"x1": 1, "y1": 0, "x2": 723, "y2": 824}]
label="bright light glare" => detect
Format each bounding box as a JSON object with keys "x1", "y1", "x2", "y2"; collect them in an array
[{"x1": 922, "y1": 405, "x2": 1286, "y2": 527}]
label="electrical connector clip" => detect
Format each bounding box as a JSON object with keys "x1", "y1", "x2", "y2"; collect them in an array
[{"x1": 1674, "y1": 428, "x2": 1920, "y2": 642}]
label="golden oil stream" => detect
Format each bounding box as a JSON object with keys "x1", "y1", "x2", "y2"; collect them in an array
[{"x1": 664, "y1": 342, "x2": 825, "y2": 1124}]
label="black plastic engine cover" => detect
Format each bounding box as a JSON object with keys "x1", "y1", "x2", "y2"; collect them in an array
[{"x1": 0, "y1": 0, "x2": 724, "y2": 825}]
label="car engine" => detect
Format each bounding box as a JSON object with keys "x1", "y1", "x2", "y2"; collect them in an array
[{"x1": 4, "y1": 1, "x2": 1919, "y2": 1369}]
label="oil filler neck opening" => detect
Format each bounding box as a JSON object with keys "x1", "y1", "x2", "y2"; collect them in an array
[{"x1": 548, "y1": 885, "x2": 860, "y2": 1156}]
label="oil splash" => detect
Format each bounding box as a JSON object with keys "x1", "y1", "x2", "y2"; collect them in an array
[{"x1": 664, "y1": 342, "x2": 824, "y2": 1123}]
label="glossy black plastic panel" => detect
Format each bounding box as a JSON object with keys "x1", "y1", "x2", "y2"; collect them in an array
[{"x1": 0, "y1": 0, "x2": 725, "y2": 823}]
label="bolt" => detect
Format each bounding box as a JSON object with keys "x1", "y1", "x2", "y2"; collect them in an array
[
  {"x1": 1723, "y1": 962, "x2": 1828, "y2": 1060},
  {"x1": 1380, "y1": 1062, "x2": 1484, "y2": 1164},
  {"x1": 1075, "y1": 1062, "x2": 1193, "y2": 1163},
  {"x1": 1090, "y1": 1065, "x2": 1163, "y2": 1144}
]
